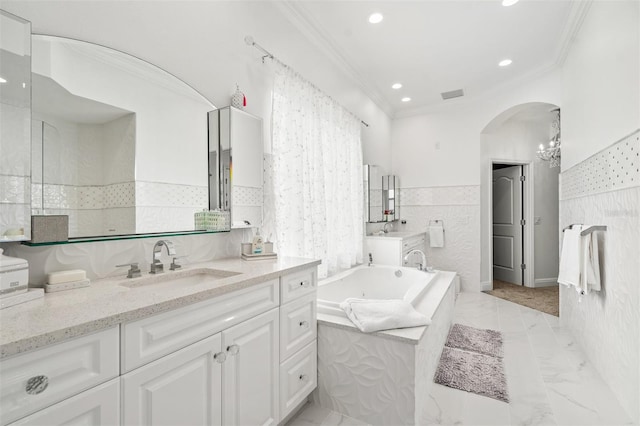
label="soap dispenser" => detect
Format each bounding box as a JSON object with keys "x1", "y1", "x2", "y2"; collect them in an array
[{"x1": 252, "y1": 229, "x2": 264, "y2": 254}]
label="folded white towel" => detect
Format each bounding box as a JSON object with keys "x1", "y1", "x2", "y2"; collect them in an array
[
  {"x1": 558, "y1": 226, "x2": 582, "y2": 289},
  {"x1": 429, "y1": 224, "x2": 444, "y2": 248},
  {"x1": 339, "y1": 298, "x2": 430, "y2": 333},
  {"x1": 559, "y1": 225, "x2": 602, "y2": 295}
]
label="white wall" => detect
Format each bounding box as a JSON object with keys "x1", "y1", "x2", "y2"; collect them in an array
[
  {"x1": 561, "y1": 0, "x2": 640, "y2": 171},
  {"x1": 391, "y1": 70, "x2": 561, "y2": 292},
  {"x1": 559, "y1": 1, "x2": 640, "y2": 422}
]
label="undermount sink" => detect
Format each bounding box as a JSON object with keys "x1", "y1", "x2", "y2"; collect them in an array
[{"x1": 120, "y1": 268, "x2": 242, "y2": 289}]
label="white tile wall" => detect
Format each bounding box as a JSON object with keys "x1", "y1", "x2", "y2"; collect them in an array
[
  {"x1": 232, "y1": 185, "x2": 263, "y2": 206},
  {"x1": 559, "y1": 130, "x2": 640, "y2": 423},
  {"x1": 396, "y1": 185, "x2": 480, "y2": 292},
  {"x1": 561, "y1": 129, "x2": 639, "y2": 200}
]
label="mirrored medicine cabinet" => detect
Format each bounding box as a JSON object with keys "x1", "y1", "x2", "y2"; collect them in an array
[
  {"x1": 0, "y1": 23, "x2": 266, "y2": 245},
  {"x1": 364, "y1": 165, "x2": 399, "y2": 223},
  {"x1": 208, "y1": 106, "x2": 263, "y2": 229}
]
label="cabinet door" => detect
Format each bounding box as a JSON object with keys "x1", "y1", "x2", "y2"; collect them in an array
[
  {"x1": 122, "y1": 333, "x2": 223, "y2": 426},
  {"x1": 8, "y1": 379, "x2": 120, "y2": 426},
  {"x1": 222, "y1": 308, "x2": 279, "y2": 426}
]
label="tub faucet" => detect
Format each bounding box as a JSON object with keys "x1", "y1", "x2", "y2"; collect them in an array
[
  {"x1": 382, "y1": 222, "x2": 393, "y2": 233},
  {"x1": 368, "y1": 253, "x2": 373, "y2": 266},
  {"x1": 404, "y1": 249, "x2": 427, "y2": 272},
  {"x1": 150, "y1": 240, "x2": 176, "y2": 274}
]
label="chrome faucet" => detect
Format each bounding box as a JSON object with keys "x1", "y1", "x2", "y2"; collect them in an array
[
  {"x1": 404, "y1": 249, "x2": 427, "y2": 272},
  {"x1": 150, "y1": 240, "x2": 176, "y2": 274},
  {"x1": 382, "y1": 222, "x2": 393, "y2": 233}
]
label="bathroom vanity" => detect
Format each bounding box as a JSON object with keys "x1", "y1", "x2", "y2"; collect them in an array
[
  {"x1": 0, "y1": 257, "x2": 319, "y2": 426},
  {"x1": 365, "y1": 231, "x2": 426, "y2": 267}
]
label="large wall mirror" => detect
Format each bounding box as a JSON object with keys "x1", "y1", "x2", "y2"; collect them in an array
[
  {"x1": 0, "y1": 11, "x2": 31, "y2": 241},
  {"x1": 29, "y1": 35, "x2": 216, "y2": 239}
]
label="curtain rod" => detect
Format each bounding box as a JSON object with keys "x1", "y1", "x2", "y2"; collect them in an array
[{"x1": 244, "y1": 35, "x2": 370, "y2": 128}]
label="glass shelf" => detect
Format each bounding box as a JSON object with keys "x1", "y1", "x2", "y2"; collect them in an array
[{"x1": 21, "y1": 229, "x2": 231, "y2": 247}]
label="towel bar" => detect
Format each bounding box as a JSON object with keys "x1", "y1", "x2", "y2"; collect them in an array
[
  {"x1": 562, "y1": 224, "x2": 607, "y2": 236},
  {"x1": 428, "y1": 219, "x2": 444, "y2": 233}
]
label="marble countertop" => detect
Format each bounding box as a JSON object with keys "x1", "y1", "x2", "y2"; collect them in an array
[{"x1": 0, "y1": 256, "x2": 320, "y2": 359}]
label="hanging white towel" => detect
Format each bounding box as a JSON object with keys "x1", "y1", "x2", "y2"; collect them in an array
[
  {"x1": 429, "y1": 224, "x2": 444, "y2": 248},
  {"x1": 558, "y1": 226, "x2": 582, "y2": 290},
  {"x1": 339, "y1": 298, "x2": 430, "y2": 333},
  {"x1": 579, "y1": 229, "x2": 601, "y2": 294}
]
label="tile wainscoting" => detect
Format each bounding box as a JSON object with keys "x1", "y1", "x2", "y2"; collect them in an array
[
  {"x1": 559, "y1": 129, "x2": 640, "y2": 423},
  {"x1": 397, "y1": 185, "x2": 481, "y2": 292}
]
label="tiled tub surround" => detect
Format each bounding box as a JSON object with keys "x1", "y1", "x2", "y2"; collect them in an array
[
  {"x1": 394, "y1": 185, "x2": 481, "y2": 292},
  {"x1": 315, "y1": 271, "x2": 458, "y2": 425},
  {"x1": 0, "y1": 256, "x2": 320, "y2": 358},
  {"x1": 559, "y1": 129, "x2": 640, "y2": 424}
]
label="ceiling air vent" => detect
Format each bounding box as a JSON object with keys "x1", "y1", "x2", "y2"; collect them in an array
[{"x1": 441, "y1": 89, "x2": 464, "y2": 100}]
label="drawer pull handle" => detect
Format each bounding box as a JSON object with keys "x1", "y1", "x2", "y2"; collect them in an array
[
  {"x1": 227, "y1": 344, "x2": 240, "y2": 356},
  {"x1": 299, "y1": 320, "x2": 309, "y2": 328},
  {"x1": 213, "y1": 352, "x2": 227, "y2": 363},
  {"x1": 26, "y1": 375, "x2": 49, "y2": 395},
  {"x1": 299, "y1": 374, "x2": 308, "y2": 382},
  {"x1": 299, "y1": 280, "x2": 310, "y2": 288}
]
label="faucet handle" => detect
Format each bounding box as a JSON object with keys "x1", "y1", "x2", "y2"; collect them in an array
[
  {"x1": 116, "y1": 262, "x2": 141, "y2": 278},
  {"x1": 170, "y1": 256, "x2": 187, "y2": 271}
]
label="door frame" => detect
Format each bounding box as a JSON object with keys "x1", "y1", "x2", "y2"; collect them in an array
[{"x1": 488, "y1": 159, "x2": 535, "y2": 288}]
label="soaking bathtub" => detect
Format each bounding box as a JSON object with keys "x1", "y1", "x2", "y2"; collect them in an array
[{"x1": 317, "y1": 264, "x2": 438, "y2": 318}]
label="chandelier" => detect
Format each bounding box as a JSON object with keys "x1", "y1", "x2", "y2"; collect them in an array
[{"x1": 537, "y1": 108, "x2": 561, "y2": 167}]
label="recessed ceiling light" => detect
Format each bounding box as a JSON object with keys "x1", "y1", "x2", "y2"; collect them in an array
[
  {"x1": 392, "y1": 83, "x2": 402, "y2": 89},
  {"x1": 502, "y1": 0, "x2": 519, "y2": 6},
  {"x1": 0, "y1": 77, "x2": 6, "y2": 84},
  {"x1": 368, "y1": 13, "x2": 383, "y2": 24},
  {"x1": 401, "y1": 97, "x2": 411, "y2": 102},
  {"x1": 499, "y1": 59, "x2": 513, "y2": 67}
]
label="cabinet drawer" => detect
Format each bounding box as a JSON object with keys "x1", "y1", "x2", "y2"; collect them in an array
[
  {"x1": 280, "y1": 293, "x2": 317, "y2": 362},
  {"x1": 281, "y1": 268, "x2": 317, "y2": 304},
  {"x1": 0, "y1": 327, "x2": 119, "y2": 425},
  {"x1": 121, "y1": 279, "x2": 278, "y2": 373},
  {"x1": 279, "y1": 341, "x2": 317, "y2": 421},
  {"x1": 8, "y1": 378, "x2": 120, "y2": 426}
]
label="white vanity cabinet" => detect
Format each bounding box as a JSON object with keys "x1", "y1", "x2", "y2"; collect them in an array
[
  {"x1": 365, "y1": 232, "x2": 426, "y2": 267},
  {"x1": 0, "y1": 263, "x2": 319, "y2": 426},
  {"x1": 278, "y1": 267, "x2": 318, "y2": 420},
  {"x1": 0, "y1": 327, "x2": 119, "y2": 425}
]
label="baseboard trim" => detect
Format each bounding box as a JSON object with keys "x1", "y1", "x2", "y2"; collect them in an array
[
  {"x1": 481, "y1": 280, "x2": 492, "y2": 292},
  {"x1": 533, "y1": 277, "x2": 559, "y2": 288}
]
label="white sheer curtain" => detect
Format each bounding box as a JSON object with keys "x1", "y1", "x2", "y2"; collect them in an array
[{"x1": 271, "y1": 64, "x2": 363, "y2": 278}]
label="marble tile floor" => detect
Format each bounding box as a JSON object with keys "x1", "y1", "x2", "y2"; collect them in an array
[{"x1": 289, "y1": 292, "x2": 633, "y2": 426}]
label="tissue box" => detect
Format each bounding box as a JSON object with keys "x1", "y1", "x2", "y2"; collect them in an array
[
  {"x1": 31, "y1": 215, "x2": 69, "y2": 243},
  {"x1": 0, "y1": 249, "x2": 28, "y2": 299},
  {"x1": 194, "y1": 210, "x2": 230, "y2": 231}
]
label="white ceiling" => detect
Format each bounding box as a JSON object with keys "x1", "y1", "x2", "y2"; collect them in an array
[{"x1": 285, "y1": 0, "x2": 579, "y2": 117}]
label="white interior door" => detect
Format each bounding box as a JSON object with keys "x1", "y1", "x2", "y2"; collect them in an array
[{"x1": 492, "y1": 165, "x2": 523, "y2": 285}]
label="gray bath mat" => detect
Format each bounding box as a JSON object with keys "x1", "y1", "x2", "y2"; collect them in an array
[
  {"x1": 445, "y1": 323, "x2": 504, "y2": 358},
  {"x1": 434, "y1": 347, "x2": 509, "y2": 403}
]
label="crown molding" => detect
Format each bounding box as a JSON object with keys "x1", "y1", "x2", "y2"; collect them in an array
[
  {"x1": 276, "y1": 1, "x2": 394, "y2": 119},
  {"x1": 553, "y1": 0, "x2": 593, "y2": 67}
]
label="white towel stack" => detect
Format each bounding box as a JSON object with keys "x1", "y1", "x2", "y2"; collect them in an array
[
  {"x1": 339, "y1": 298, "x2": 430, "y2": 333},
  {"x1": 558, "y1": 225, "x2": 601, "y2": 295},
  {"x1": 45, "y1": 269, "x2": 91, "y2": 293}
]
